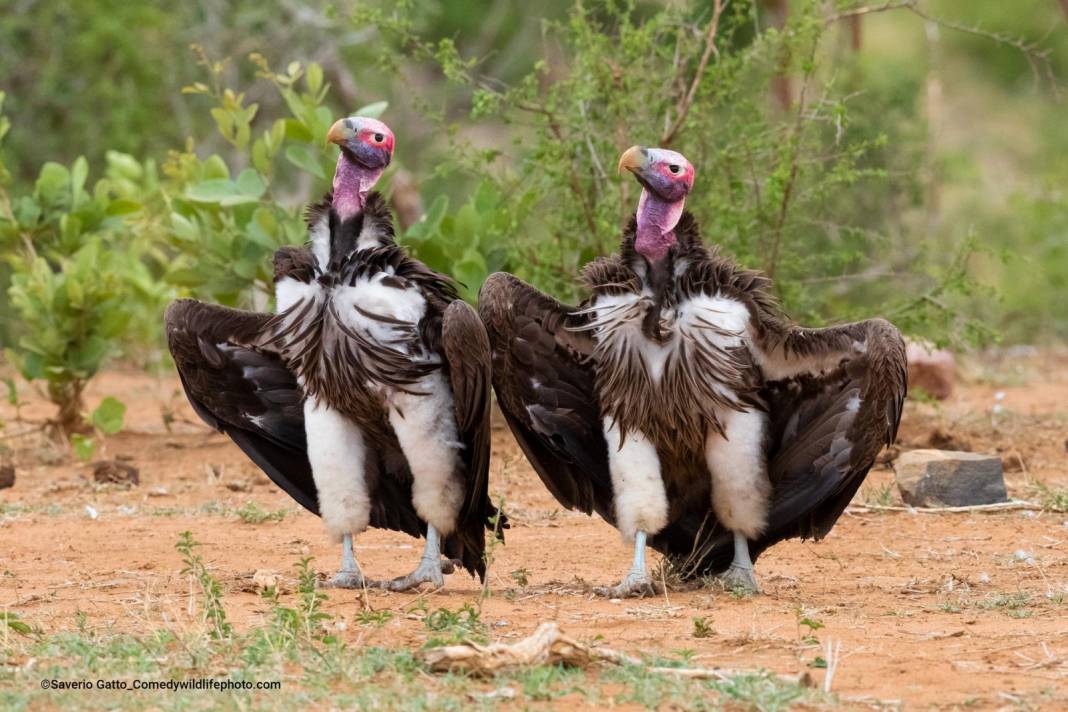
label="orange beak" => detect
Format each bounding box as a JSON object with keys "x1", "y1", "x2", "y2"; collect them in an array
[
  {"x1": 617, "y1": 145, "x2": 646, "y2": 176},
  {"x1": 326, "y1": 119, "x2": 354, "y2": 146}
]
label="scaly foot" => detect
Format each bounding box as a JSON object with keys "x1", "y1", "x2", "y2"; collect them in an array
[
  {"x1": 325, "y1": 569, "x2": 366, "y2": 589},
  {"x1": 373, "y1": 558, "x2": 456, "y2": 592},
  {"x1": 715, "y1": 563, "x2": 760, "y2": 594},
  {"x1": 594, "y1": 570, "x2": 661, "y2": 599}
]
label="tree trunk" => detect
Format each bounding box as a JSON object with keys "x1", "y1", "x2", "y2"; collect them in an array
[
  {"x1": 50, "y1": 379, "x2": 89, "y2": 436},
  {"x1": 762, "y1": 0, "x2": 793, "y2": 111},
  {"x1": 848, "y1": 15, "x2": 862, "y2": 51}
]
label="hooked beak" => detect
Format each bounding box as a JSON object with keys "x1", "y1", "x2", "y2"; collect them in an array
[
  {"x1": 326, "y1": 119, "x2": 354, "y2": 146},
  {"x1": 617, "y1": 145, "x2": 648, "y2": 177}
]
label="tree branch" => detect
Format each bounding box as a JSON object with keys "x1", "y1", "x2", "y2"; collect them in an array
[{"x1": 661, "y1": 0, "x2": 726, "y2": 146}]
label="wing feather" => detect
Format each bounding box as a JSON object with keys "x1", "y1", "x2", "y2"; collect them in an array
[
  {"x1": 165, "y1": 299, "x2": 318, "y2": 514},
  {"x1": 441, "y1": 300, "x2": 503, "y2": 579},
  {"x1": 478, "y1": 273, "x2": 615, "y2": 521}
]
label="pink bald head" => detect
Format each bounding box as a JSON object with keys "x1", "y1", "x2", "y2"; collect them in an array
[
  {"x1": 326, "y1": 116, "x2": 396, "y2": 220},
  {"x1": 618, "y1": 146, "x2": 695, "y2": 262}
]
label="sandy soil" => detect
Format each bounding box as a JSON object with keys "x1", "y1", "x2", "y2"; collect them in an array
[{"x1": 1, "y1": 351, "x2": 1067, "y2": 709}]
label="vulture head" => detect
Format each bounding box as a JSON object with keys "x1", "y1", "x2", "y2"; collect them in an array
[
  {"x1": 618, "y1": 146, "x2": 694, "y2": 203},
  {"x1": 326, "y1": 116, "x2": 396, "y2": 219},
  {"x1": 618, "y1": 146, "x2": 695, "y2": 261}
]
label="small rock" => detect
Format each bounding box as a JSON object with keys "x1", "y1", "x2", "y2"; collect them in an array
[
  {"x1": 906, "y1": 340, "x2": 956, "y2": 400},
  {"x1": 894, "y1": 449, "x2": 1007, "y2": 507},
  {"x1": 92, "y1": 460, "x2": 140, "y2": 487},
  {"x1": 84, "y1": 505, "x2": 99, "y2": 520},
  {"x1": 978, "y1": 572, "x2": 991, "y2": 584},
  {"x1": 251, "y1": 569, "x2": 285, "y2": 593},
  {"x1": 1013, "y1": 549, "x2": 1034, "y2": 563},
  {"x1": 468, "y1": 688, "x2": 516, "y2": 702},
  {"x1": 0, "y1": 464, "x2": 14, "y2": 490},
  {"x1": 225, "y1": 480, "x2": 251, "y2": 492}
]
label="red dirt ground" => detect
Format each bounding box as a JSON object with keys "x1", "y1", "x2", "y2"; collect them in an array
[{"x1": 2, "y1": 350, "x2": 1067, "y2": 708}]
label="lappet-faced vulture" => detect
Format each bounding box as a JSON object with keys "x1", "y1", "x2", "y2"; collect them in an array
[
  {"x1": 167, "y1": 117, "x2": 503, "y2": 591},
  {"x1": 479, "y1": 146, "x2": 905, "y2": 596}
]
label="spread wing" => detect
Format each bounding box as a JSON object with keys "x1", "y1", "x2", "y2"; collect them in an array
[
  {"x1": 672, "y1": 318, "x2": 908, "y2": 576},
  {"x1": 440, "y1": 299, "x2": 504, "y2": 579},
  {"x1": 478, "y1": 273, "x2": 614, "y2": 521},
  {"x1": 164, "y1": 298, "x2": 318, "y2": 514},
  {"x1": 760, "y1": 318, "x2": 907, "y2": 540}
]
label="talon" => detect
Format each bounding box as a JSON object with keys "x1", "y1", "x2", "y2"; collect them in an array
[
  {"x1": 594, "y1": 571, "x2": 661, "y2": 599},
  {"x1": 371, "y1": 558, "x2": 448, "y2": 592},
  {"x1": 440, "y1": 558, "x2": 460, "y2": 575},
  {"x1": 325, "y1": 570, "x2": 366, "y2": 589},
  {"x1": 715, "y1": 563, "x2": 761, "y2": 594}
]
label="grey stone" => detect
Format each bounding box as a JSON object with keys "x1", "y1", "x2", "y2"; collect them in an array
[{"x1": 894, "y1": 449, "x2": 1007, "y2": 507}]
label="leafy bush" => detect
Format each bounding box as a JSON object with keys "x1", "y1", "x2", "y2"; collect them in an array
[
  {"x1": 0, "y1": 56, "x2": 382, "y2": 435},
  {"x1": 0, "y1": 149, "x2": 171, "y2": 434},
  {"x1": 359, "y1": 0, "x2": 1056, "y2": 344},
  {"x1": 158, "y1": 54, "x2": 345, "y2": 306}
]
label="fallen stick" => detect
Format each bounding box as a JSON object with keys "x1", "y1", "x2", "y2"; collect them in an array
[
  {"x1": 846, "y1": 500, "x2": 1042, "y2": 514},
  {"x1": 420, "y1": 621, "x2": 813, "y2": 687}
]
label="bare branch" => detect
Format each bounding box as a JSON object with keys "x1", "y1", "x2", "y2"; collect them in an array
[
  {"x1": 826, "y1": 1, "x2": 1058, "y2": 92},
  {"x1": 661, "y1": 0, "x2": 726, "y2": 146}
]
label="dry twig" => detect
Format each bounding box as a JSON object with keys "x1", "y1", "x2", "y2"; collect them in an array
[
  {"x1": 421, "y1": 621, "x2": 813, "y2": 687},
  {"x1": 847, "y1": 500, "x2": 1042, "y2": 514}
]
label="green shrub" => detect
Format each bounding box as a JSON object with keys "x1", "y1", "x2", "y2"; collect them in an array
[{"x1": 0, "y1": 149, "x2": 171, "y2": 434}]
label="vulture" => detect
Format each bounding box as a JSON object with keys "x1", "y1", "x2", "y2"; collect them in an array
[
  {"x1": 166, "y1": 116, "x2": 502, "y2": 591},
  {"x1": 479, "y1": 145, "x2": 906, "y2": 596}
]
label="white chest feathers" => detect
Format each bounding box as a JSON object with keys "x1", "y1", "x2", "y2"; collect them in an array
[
  {"x1": 274, "y1": 270, "x2": 431, "y2": 362},
  {"x1": 334, "y1": 272, "x2": 429, "y2": 354},
  {"x1": 589, "y1": 292, "x2": 752, "y2": 383}
]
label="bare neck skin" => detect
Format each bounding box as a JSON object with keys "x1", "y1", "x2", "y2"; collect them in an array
[
  {"x1": 634, "y1": 189, "x2": 685, "y2": 263},
  {"x1": 332, "y1": 154, "x2": 384, "y2": 221}
]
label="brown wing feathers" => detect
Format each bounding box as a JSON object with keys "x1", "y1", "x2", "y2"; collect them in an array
[
  {"x1": 479, "y1": 272, "x2": 616, "y2": 521},
  {"x1": 164, "y1": 299, "x2": 319, "y2": 514}
]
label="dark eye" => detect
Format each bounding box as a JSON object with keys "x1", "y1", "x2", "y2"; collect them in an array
[
  {"x1": 373, "y1": 133, "x2": 384, "y2": 143},
  {"x1": 669, "y1": 164, "x2": 680, "y2": 174}
]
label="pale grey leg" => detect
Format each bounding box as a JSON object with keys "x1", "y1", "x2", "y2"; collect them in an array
[
  {"x1": 326, "y1": 533, "x2": 366, "y2": 588},
  {"x1": 716, "y1": 531, "x2": 761, "y2": 593},
  {"x1": 374, "y1": 525, "x2": 456, "y2": 592},
  {"x1": 595, "y1": 530, "x2": 661, "y2": 598}
]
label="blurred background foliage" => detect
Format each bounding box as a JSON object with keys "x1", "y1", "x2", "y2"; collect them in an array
[{"x1": 0, "y1": 0, "x2": 1066, "y2": 431}]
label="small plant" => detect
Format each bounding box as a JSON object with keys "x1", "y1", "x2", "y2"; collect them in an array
[
  {"x1": 691, "y1": 616, "x2": 714, "y2": 639},
  {"x1": 236, "y1": 501, "x2": 287, "y2": 524},
  {"x1": 70, "y1": 396, "x2": 127, "y2": 461},
  {"x1": 862, "y1": 481, "x2": 896, "y2": 507},
  {"x1": 479, "y1": 495, "x2": 506, "y2": 601},
  {"x1": 510, "y1": 567, "x2": 531, "y2": 588},
  {"x1": 977, "y1": 592, "x2": 1033, "y2": 618},
  {"x1": 1030, "y1": 480, "x2": 1068, "y2": 513},
  {"x1": 353, "y1": 609, "x2": 393, "y2": 628},
  {"x1": 796, "y1": 607, "x2": 825, "y2": 646},
  {"x1": 261, "y1": 557, "x2": 333, "y2": 645},
  {"x1": 939, "y1": 600, "x2": 963, "y2": 614},
  {"x1": 423, "y1": 603, "x2": 487, "y2": 646},
  {"x1": 1, "y1": 610, "x2": 35, "y2": 638},
  {"x1": 175, "y1": 530, "x2": 232, "y2": 639}
]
